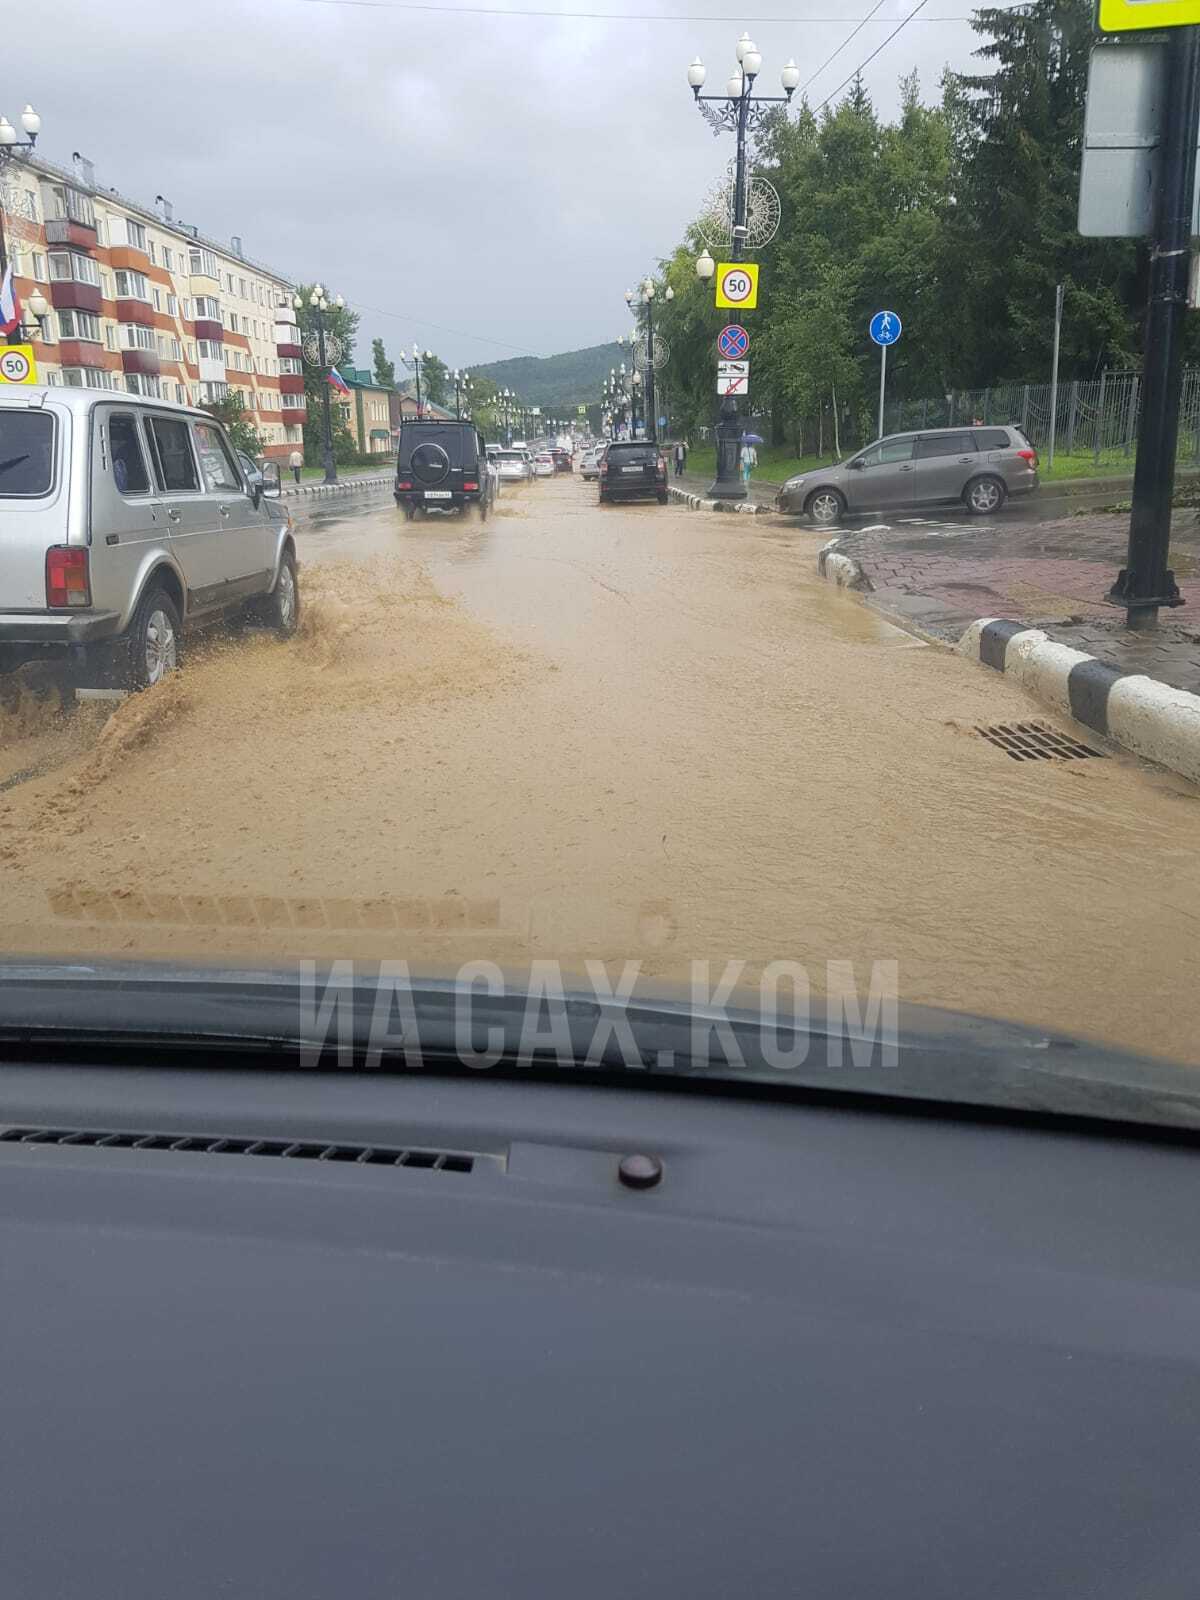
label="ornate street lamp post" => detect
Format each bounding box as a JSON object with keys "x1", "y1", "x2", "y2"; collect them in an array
[
  {"x1": 0, "y1": 105, "x2": 46, "y2": 347},
  {"x1": 453, "y1": 368, "x2": 472, "y2": 419},
  {"x1": 687, "y1": 40, "x2": 798, "y2": 497},
  {"x1": 626, "y1": 278, "x2": 673, "y2": 445},
  {"x1": 295, "y1": 283, "x2": 346, "y2": 484}
]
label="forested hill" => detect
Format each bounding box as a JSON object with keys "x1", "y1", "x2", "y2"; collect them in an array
[{"x1": 471, "y1": 342, "x2": 623, "y2": 409}]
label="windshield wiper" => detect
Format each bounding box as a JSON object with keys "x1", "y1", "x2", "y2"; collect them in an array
[
  {"x1": 0, "y1": 960, "x2": 1198, "y2": 1135},
  {"x1": 0, "y1": 453, "x2": 32, "y2": 477}
]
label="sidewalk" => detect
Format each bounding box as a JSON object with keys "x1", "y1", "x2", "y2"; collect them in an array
[{"x1": 831, "y1": 508, "x2": 1200, "y2": 697}]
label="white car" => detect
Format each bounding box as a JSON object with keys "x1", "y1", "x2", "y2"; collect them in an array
[
  {"x1": 494, "y1": 450, "x2": 533, "y2": 484},
  {"x1": 533, "y1": 452, "x2": 555, "y2": 478}
]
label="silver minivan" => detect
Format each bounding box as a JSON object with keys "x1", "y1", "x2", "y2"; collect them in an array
[
  {"x1": 0, "y1": 387, "x2": 298, "y2": 692},
  {"x1": 776, "y1": 425, "x2": 1039, "y2": 525}
]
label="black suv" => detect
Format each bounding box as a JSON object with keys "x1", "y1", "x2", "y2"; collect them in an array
[
  {"x1": 598, "y1": 440, "x2": 668, "y2": 505},
  {"x1": 394, "y1": 420, "x2": 495, "y2": 520}
]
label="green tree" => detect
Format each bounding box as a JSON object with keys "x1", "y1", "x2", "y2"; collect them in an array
[
  {"x1": 421, "y1": 353, "x2": 450, "y2": 407},
  {"x1": 200, "y1": 392, "x2": 264, "y2": 458},
  {"x1": 372, "y1": 337, "x2": 396, "y2": 388}
]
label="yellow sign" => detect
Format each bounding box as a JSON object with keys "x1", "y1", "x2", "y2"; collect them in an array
[
  {"x1": 715, "y1": 262, "x2": 759, "y2": 310},
  {"x1": 1097, "y1": 0, "x2": 1200, "y2": 31},
  {"x1": 0, "y1": 344, "x2": 38, "y2": 385}
]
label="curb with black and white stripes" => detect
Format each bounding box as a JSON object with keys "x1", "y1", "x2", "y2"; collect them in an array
[
  {"x1": 668, "y1": 485, "x2": 768, "y2": 515},
  {"x1": 817, "y1": 540, "x2": 874, "y2": 591},
  {"x1": 281, "y1": 473, "x2": 393, "y2": 501},
  {"x1": 960, "y1": 619, "x2": 1200, "y2": 785}
]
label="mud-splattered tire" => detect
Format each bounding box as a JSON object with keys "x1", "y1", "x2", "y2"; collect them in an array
[
  {"x1": 964, "y1": 475, "x2": 1006, "y2": 515},
  {"x1": 805, "y1": 487, "x2": 846, "y2": 527},
  {"x1": 261, "y1": 550, "x2": 299, "y2": 638},
  {"x1": 657, "y1": 493, "x2": 669, "y2": 505},
  {"x1": 124, "y1": 584, "x2": 182, "y2": 691}
]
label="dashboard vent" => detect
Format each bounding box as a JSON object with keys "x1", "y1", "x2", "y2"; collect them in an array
[{"x1": 0, "y1": 1126, "x2": 496, "y2": 1173}]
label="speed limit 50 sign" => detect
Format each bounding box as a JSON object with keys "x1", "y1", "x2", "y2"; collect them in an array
[
  {"x1": 715, "y1": 262, "x2": 759, "y2": 310},
  {"x1": 0, "y1": 345, "x2": 38, "y2": 385}
]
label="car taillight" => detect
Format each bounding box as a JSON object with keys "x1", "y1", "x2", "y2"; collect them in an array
[
  {"x1": 463, "y1": 480, "x2": 479, "y2": 491},
  {"x1": 46, "y1": 546, "x2": 91, "y2": 609},
  {"x1": 1017, "y1": 448, "x2": 1037, "y2": 466},
  {"x1": 397, "y1": 479, "x2": 412, "y2": 489}
]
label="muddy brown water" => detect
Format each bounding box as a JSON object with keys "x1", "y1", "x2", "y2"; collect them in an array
[{"x1": 3, "y1": 475, "x2": 1200, "y2": 1064}]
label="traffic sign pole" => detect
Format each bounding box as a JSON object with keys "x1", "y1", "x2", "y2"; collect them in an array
[
  {"x1": 1107, "y1": 25, "x2": 1200, "y2": 628},
  {"x1": 878, "y1": 343, "x2": 887, "y2": 442}
]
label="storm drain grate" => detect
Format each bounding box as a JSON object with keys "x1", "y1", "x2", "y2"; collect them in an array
[
  {"x1": 0, "y1": 1126, "x2": 500, "y2": 1173},
  {"x1": 974, "y1": 720, "x2": 1106, "y2": 763}
]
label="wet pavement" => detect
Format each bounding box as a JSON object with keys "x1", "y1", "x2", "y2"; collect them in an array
[
  {"x1": 819, "y1": 505, "x2": 1200, "y2": 693},
  {"x1": 2, "y1": 474, "x2": 1200, "y2": 1064}
]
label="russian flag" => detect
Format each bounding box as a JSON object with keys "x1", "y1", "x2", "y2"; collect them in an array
[
  {"x1": 326, "y1": 366, "x2": 351, "y2": 396},
  {"x1": 0, "y1": 265, "x2": 20, "y2": 338}
]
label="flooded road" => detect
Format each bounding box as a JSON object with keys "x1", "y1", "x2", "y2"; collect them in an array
[{"x1": 3, "y1": 473, "x2": 1200, "y2": 1062}]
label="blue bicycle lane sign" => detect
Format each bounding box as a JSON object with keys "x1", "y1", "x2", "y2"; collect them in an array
[{"x1": 869, "y1": 310, "x2": 902, "y2": 346}]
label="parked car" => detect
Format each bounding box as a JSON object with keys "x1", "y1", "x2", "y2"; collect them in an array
[
  {"x1": 394, "y1": 419, "x2": 495, "y2": 521},
  {"x1": 598, "y1": 440, "x2": 668, "y2": 505},
  {"x1": 0, "y1": 388, "x2": 296, "y2": 694},
  {"x1": 236, "y1": 449, "x2": 265, "y2": 490},
  {"x1": 580, "y1": 446, "x2": 605, "y2": 482},
  {"x1": 776, "y1": 425, "x2": 1039, "y2": 526},
  {"x1": 533, "y1": 452, "x2": 556, "y2": 478},
  {"x1": 494, "y1": 449, "x2": 534, "y2": 485}
]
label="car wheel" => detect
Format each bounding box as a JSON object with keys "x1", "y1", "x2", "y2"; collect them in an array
[
  {"x1": 262, "y1": 550, "x2": 300, "y2": 639},
  {"x1": 806, "y1": 488, "x2": 846, "y2": 527},
  {"x1": 965, "y1": 475, "x2": 1006, "y2": 515},
  {"x1": 657, "y1": 493, "x2": 668, "y2": 505},
  {"x1": 125, "y1": 584, "x2": 181, "y2": 691}
]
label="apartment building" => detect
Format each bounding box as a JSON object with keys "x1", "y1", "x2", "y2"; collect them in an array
[{"x1": 1, "y1": 152, "x2": 306, "y2": 458}]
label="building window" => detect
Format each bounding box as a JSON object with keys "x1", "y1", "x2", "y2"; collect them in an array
[
  {"x1": 125, "y1": 373, "x2": 162, "y2": 398},
  {"x1": 99, "y1": 269, "x2": 111, "y2": 298},
  {"x1": 167, "y1": 294, "x2": 177, "y2": 316},
  {"x1": 152, "y1": 287, "x2": 162, "y2": 311},
  {"x1": 60, "y1": 367, "x2": 116, "y2": 390},
  {"x1": 104, "y1": 324, "x2": 116, "y2": 351},
  {"x1": 189, "y1": 248, "x2": 218, "y2": 279},
  {"x1": 50, "y1": 186, "x2": 96, "y2": 228},
  {"x1": 187, "y1": 343, "x2": 196, "y2": 363},
  {"x1": 197, "y1": 339, "x2": 224, "y2": 361},
  {"x1": 194, "y1": 295, "x2": 221, "y2": 321},
  {"x1": 123, "y1": 219, "x2": 147, "y2": 251},
  {"x1": 49, "y1": 251, "x2": 101, "y2": 287},
  {"x1": 58, "y1": 309, "x2": 102, "y2": 342},
  {"x1": 121, "y1": 323, "x2": 157, "y2": 352},
  {"x1": 114, "y1": 268, "x2": 151, "y2": 301},
  {"x1": 175, "y1": 383, "x2": 187, "y2": 405},
  {"x1": 200, "y1": 381, "x2": 229, "y2": 404},
  {"x1": 170, "y1": 337, "x2": 182, "y2": 361},
  {"x1": 238, "y1": 276, "x2": 247, "y2": 298},
  {"x1": 162, "y1": 245, "x2": 174, "y2": 272},
  {"x1": 148, "y1": 240, "x2": 157, "y2": 265},
  {"x1": 24, "y1": 188, "x2": 39, "y2": 222},
  {"x1": 31, "y1": 252, "x2": 46, "y2": 283}
]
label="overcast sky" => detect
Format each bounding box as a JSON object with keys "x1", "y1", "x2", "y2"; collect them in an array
[{"x1": 18, "y1": 0, "x2": 999, "y2": 369}]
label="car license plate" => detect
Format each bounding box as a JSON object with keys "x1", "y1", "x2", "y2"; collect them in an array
[
  {"x1": 424, "y1": 490, "x2": 453, "y2": 499},
  {"x1": 621, "y1": 466, "x2": 643, "y2": 474}
]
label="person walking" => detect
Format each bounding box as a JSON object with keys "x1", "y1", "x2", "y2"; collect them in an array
[
  {"x1": 740, "y1": 439, "x2": 757, "y2": 489},
  {"x1": 674, "y1": 439, "x2": 688, "y2": 477}
]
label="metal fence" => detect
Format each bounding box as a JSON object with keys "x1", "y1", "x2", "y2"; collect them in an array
[{"x1": 881, "y1": 368, "x2": 1200, "y2": 466}]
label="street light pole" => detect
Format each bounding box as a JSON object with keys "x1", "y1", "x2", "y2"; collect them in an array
[
  {"x1": 0, "y1": 105, "x2": 44, "y2": 346},
  {"x1": 296, "y1": 284, "x2": 345, "y2": 485},
  {"x1": 687, "y1": 42, "x2": 798, "y2": 500},
  {"x1": 1107, "y1": 26, "x2": 1200, "y2": 629}
]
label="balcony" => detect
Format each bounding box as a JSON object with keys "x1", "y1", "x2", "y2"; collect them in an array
[
  {"x1": 121, "y1": 349, "x2": 161, "y2": 377},
  {"x1": 115, "y1": 299, "x2": 156, "y2": 328},
  {"x1": 109, "y1": 245, "x2": 150, "y2": 273},
  {"x1": 45, "y1": 217, "x2": 97, "y2": 250},
  {"x1": 57, "y1": 339, "x2": 112, "y2": 369},
  {"x1": 189, "y1": 272, "x2": 220, "y2": 295},
  {"x1": 193, "y1": 318, "x2": 223, "y2": 342},
  {"x1": 49, "y1": 280, "x2": 102, "y2": 316},
  {"x1": 279, "y1": 373, "x2": 305, "y2": 396}
]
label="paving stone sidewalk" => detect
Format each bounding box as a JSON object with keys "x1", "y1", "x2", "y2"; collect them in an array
[{"x1": 832, "y1": 509, "x2": 1200, "y2": 697}]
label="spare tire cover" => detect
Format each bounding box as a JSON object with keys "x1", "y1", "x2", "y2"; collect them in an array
[{"x1": 411, "y1": 442, "x2": 451, "y2": 485}]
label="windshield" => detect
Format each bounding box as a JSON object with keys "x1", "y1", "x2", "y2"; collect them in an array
[{"x1": 4, "y1": 2, "x2": 1200, "y2": 1106}]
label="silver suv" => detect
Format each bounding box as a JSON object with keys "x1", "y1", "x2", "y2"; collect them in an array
[
  {"x1": 777, "y1": 425, "x2": 1039, "y2": 525},
  {"x1": 0, "y1": 387, "x2": 298, "y2": 693}
]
